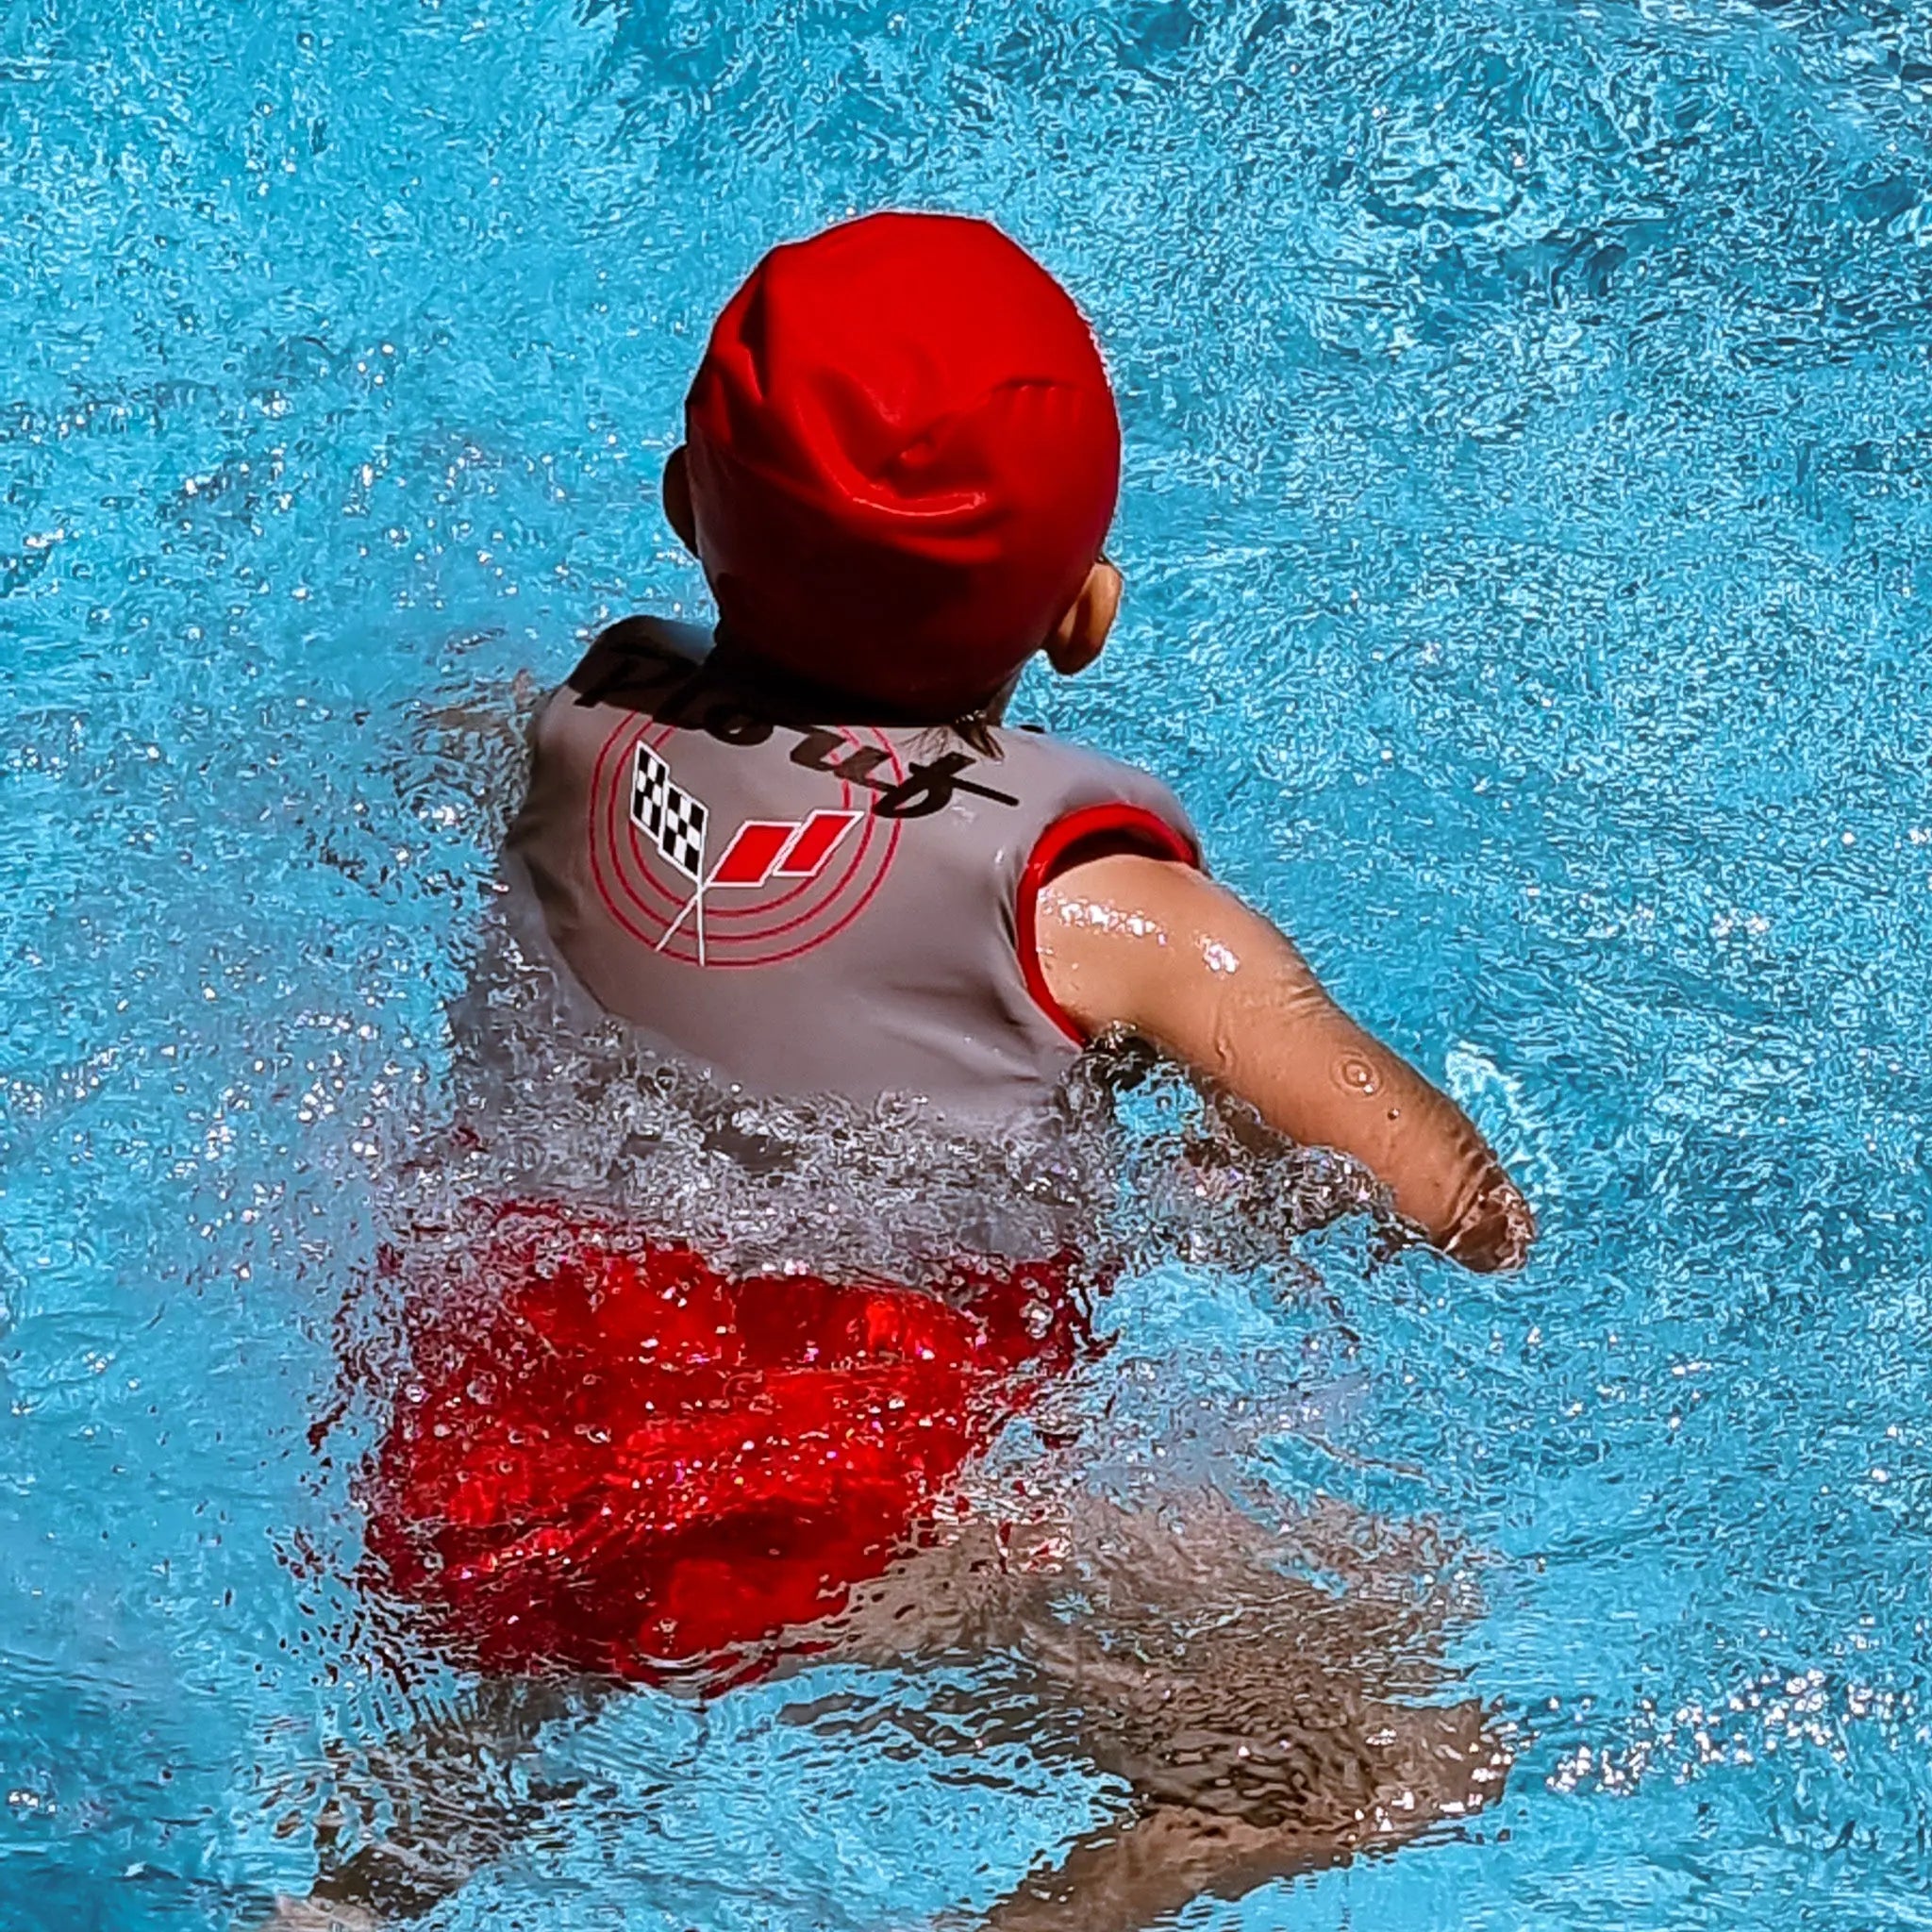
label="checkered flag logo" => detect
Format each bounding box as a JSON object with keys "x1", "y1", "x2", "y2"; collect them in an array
[
  {"x1": 630, "y1": 744, "x2": 707, "y2": 882},
  {"x1": 629, "y1": 741, "x2": 861, "y2": 968}
]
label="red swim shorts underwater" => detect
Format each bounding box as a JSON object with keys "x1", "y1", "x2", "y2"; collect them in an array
[{"x1": 358, "y1": 1202, "x2": 1090, "y2": 1681}]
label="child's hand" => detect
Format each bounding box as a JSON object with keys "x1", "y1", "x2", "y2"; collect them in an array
[
  {"x1": 1442, "y1": 1166, "x2": 1538, "y2": 1274},
  {"x1": 1035, "y1": 854, "x2": 1534, "y2": 1273}
]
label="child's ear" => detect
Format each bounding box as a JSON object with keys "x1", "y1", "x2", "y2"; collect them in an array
[
  {"x1": 1045, "y1": 558, "x2": 1122, "y2": 677},
  {"x1": 663, "y1": 445, "x2": 698, "y2": 556}
]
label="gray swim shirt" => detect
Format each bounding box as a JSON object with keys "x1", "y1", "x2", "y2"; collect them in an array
[{"x1": 504, "y1": 619, "x2": 1200, "y2": 1123}]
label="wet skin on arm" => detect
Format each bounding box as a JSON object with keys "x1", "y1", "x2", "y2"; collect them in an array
[{"x1": 1035, "y1": 853, "x2": 1535, "y2": 1272}]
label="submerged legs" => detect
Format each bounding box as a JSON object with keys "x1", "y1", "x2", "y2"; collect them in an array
[
  {"x1": 262, "y1": 1677, "x2": 608, "y2": 1925},
  {"x1": 258, "y1": 1495, "x2": 1505, "y2": 1930}
]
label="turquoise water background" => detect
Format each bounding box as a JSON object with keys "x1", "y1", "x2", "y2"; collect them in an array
[{"x1": 6, "y1": 0, "x2": 1932, "y2": 1925}]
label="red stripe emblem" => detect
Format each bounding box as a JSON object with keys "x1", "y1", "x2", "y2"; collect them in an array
[
  {"x1": 775, "y1": 809, "x2": 861, "y2": 877},
  {"x1": 705, "y1": 808, "x2": 864, "y2": 891},
  {"x1": 708, "y1": 821, "x2": 799, "y2": 889}
]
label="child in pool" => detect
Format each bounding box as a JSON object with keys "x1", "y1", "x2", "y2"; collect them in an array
[
  {"x1": 276, "y1": 212, "x2": 1532, "y2": 1930},
  {"x1": 505, "y1": 210, "x2": 1533, "y2": 1270}
]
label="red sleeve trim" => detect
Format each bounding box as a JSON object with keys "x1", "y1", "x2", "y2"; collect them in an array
[{"x1": 1016, "y1": 803, "x2": 1202, "y2": 1044}]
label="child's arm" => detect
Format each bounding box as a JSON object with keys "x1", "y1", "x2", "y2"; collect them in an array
[{"x1": 1035, "y1": 854, "x2": 1534, "y2": 1271}]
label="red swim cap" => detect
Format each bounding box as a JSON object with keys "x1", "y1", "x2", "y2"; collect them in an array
[{"x1": 683, "y1": 212, "x2": 1121, "y2": 716}]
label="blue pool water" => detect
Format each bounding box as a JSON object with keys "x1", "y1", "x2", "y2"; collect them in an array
[{"x1": 7, "y1": 0, "x2": 1932, "y2": 1924}]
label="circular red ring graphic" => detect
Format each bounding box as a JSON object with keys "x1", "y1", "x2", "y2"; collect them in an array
[
  {"x1": 587, "y1": 717, "x2": 904, "y2": 969},
  {"x1": 601, "y1": 719, "x2": 888, "y2": 950}
]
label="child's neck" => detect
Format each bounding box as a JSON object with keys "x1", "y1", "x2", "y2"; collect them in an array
[{"x1": 708, "y1": 625, "x2": 1018, "y2": 731}]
